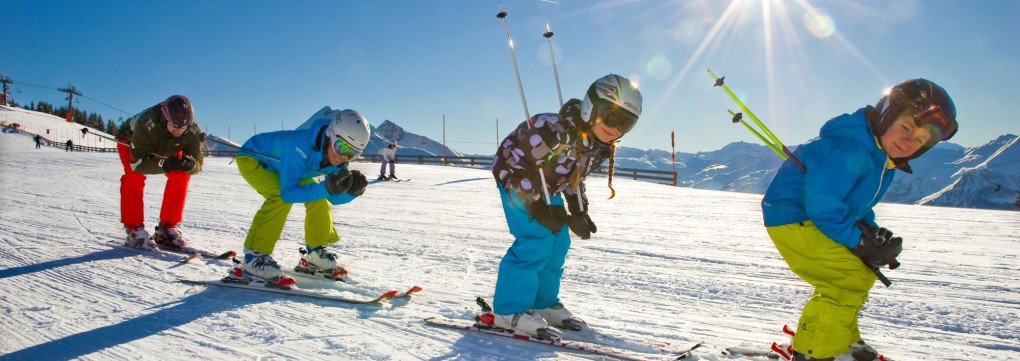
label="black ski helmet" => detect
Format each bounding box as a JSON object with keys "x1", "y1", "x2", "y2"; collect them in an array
[
  {"x1": 161, "y1": 95, "x2": 194, "y2": 129},
  {"x1": 870, "y1": 78, "x2": 958, "y2": 159}
]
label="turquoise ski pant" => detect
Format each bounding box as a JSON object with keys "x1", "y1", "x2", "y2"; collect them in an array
[{"x1": 493, "y1": 186, "x2": 571, "y2": 315}]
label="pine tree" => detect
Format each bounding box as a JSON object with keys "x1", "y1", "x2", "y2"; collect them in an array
[{"x1": 1015, "y1": 190, "x2": 1019, "y2": 210}]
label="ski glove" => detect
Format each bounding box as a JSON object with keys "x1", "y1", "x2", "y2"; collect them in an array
[
  {"x1": 161, "y1": 155, "x2": 196, "y2": 173},
  {"x1": 565, "y1": 193, "x2": 597, "y2": 240},
  {"x1": 346, "y1": 170, "x2": 368, "y2": 196},
  {"x1": 525, "y1": 199, "x2": 567, "y2": 234},
  {"x1": 325, "y1": 169, "x2": 353, "y2": 195},
  {"x1": 853, "y1": 224, "x2": 903, "y2": 268}
]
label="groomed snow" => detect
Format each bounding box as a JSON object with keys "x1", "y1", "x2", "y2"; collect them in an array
[{"x1": 1, "y1": 107, "x2": 1018, "y2": 360}]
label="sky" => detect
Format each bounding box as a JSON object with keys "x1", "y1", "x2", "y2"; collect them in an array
[{"x1": 2, "y1": 0, "x2": 1018, "y2": 155}]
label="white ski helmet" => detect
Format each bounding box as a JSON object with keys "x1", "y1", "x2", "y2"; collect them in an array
[
  {"x1": 327, "y1": 109, "x2": 371, "y2": 153},
  {"x1": 580, "y1": 74, "x2": 642, "y2": 133}
]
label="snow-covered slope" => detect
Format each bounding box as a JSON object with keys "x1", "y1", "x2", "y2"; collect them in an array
[{"x1": 1, "y1": 125, "x2": 1018, "y2": 359}]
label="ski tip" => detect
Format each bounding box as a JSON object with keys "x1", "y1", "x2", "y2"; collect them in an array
[
  {"x1": 405, "y1": 285, "x2": 423, "y2": 294},
  {"x1": 180, "y1": 253, "x2": 201, "y2": 263},
  {"x1": 379, "y1": 290, "x2": 399, "y2": 300}
]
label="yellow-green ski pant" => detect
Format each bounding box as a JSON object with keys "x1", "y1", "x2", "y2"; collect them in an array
[
  {"x1": 237, "y1": 156, "x2": 339, "y2": 254},
  {"x1": 767, "y1": 221, "x2": 877, "y2": 359}
]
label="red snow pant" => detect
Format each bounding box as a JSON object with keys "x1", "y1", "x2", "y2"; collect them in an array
[{"x1": 118, "y1": 142, "x2": 190, "y2": 228}]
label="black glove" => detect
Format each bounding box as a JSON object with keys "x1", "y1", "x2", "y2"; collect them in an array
[
  {"x1": 525, "y1": 199, "x2": 567, "y2": 234},
  {"x1": 853, "y1": 224, "x2": 903, "y2": 268},
  {"x1": 346, "y1": 170, "x2": 368, "y2": 196},
  {"x1": 325, "y1": 169, "x2": 353, "y2": 195},
  {"x1": 161, "y1": 155, "x2": 196, "y2": 173},
  {"x1": 565, "y1": 194, "x2": 597, "y2": 240}
]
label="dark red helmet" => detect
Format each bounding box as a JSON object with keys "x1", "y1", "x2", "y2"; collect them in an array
[{"x1": 161, "y1": 95, "x2": 194, "y2": 129}]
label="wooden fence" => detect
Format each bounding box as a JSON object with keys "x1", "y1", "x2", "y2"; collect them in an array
[{"x1": 595, "y1": 165, "x2": 677, "y2": 186}]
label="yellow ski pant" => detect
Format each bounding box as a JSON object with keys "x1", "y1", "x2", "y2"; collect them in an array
[
  {"x1": 237, "y1": 156, "x2": 339, "y2": 254},
  {"x1": 767, "y1": 221, "x2": 877, "y2": 359}
]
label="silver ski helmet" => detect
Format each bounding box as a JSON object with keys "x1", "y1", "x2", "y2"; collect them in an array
[
  {"x1": 327, "y1": 109, "x2": 371, "y2": 155},
  {"x1": 871, "y1": 78, "x2": 958, "y2": 159},
  {"x1": 580, "y1": 74, "x2": 642, "y2": 134},
  {"x1": 161, "y1": 95, "x2": 194, "y2": 129}
]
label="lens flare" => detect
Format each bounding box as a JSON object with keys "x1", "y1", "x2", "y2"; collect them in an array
[
  {"x1": 802, "y1": 11, "x2": 835, "y2": 38},
  {"x1": 645, "y1": 56, "x2": 673, "y2": 80}
]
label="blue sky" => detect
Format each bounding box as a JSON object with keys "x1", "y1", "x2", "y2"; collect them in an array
[{"x1": 3, "y1": 0, "x2": 1017, "y2": 155}]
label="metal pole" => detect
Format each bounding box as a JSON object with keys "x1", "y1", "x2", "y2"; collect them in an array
[
  {"x1": 543, "y1": 22, "x2": 564, "y2": 108},
  {"x1": 497, "y1": 3, "x2": 551, "y2": 204}
]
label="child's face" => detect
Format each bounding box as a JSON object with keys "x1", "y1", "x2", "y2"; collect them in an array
[
  {"x1": 881, "y1": 113, "x2": 933, "y2": 158},
  {"x1": 591, "y1": 122, "x2": 623, "y2": 143}
]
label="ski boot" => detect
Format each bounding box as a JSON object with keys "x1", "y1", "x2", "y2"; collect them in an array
[
  {"x1": 153, "y1": 222, "x2": 187, "y2": 249},
  {"x1": 537, "y1": 302, "x2": 587, "y2": 331},
  {"x1": 125, "y1": 224, "x2": 157, "y2": 249},
  {"x1": 295, "y1": 245, "x2": 348, "y2": 281},
  {"x1": 228, "y1": 249, "x2": 295, "y2": 288},
  {"x1": 377, "y1": 174, "x2": 387, "y2": 181},
  {"x1": 490, "y1": 310, "x2": 563, "y2": 341},
  {"x1": 387, "y1": 174, "x2": 398, "y2": 180}
]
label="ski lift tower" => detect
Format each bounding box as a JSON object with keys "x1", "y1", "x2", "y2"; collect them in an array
[
  {"x1": 58, "y1": 84, "x2": 82, "y2": 122},
  {"x1": 0, "y1": 75, "x2": 11, "y2": 106}
]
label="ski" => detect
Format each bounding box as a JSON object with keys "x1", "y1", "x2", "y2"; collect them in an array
[
  {"x1": 727, "y1": 325, "x2": 896, "y2": 361},
  {"x1": 722, "y1": 345, "x2": 781, "y2": 359},
  {"x1": 471, "y1": 297, "x2": 690, "y2": 355},
  {"x1": 179, "y1": 278, "x2": 397, "y2": 305},
  {"x1": 424, "y1": 316, "x2": 700, "y2": 361},
  {"x1": 395, "y1": 285, "x2": 423, "y2": 298},
  {"x1": 111, "y1": 240, "x2": 236, "y2": 261}
]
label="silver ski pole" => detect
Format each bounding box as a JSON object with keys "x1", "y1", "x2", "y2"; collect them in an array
[
  {"x1": 544, "y1": 21, "x2": 584, "y2": 212},
  {"x1": 497, "y1": 3, "x2": 552, "y2": 205},
  {"x1": 543, "y1": 22, "x2": 564, "y2": 108}
]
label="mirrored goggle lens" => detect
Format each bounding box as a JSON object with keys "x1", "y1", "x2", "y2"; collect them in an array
[
  {"x1": 912, "y1": 103, "x2": 957, "y2": 141},
  {"x1": 595, "y1": 104, "x2": 638, "y2": 134},
  {"x1": 333, "y1": 139, "x2": 360, "y2": 156}
]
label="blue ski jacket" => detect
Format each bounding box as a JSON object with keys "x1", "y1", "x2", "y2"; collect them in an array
[
  {"x1": 239, "y1": 118, "x2": 357, "y2": 205},
  {"x1": 762, "y1": 107, "x2": 895, "y2": 249}
]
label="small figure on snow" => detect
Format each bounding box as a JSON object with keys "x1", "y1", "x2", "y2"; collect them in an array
[
  {"x1": 116, "y1": 95, "x2": 203, "y2": 250},
  {"x1": 378, "y1": 142, "x2": 398, "y2": 180},
  {"x1": 33, "y1": 134, "x2": 41, "y2": 149},
  {"x1": 489, "y1": 74, "x2": 642, "y2": 339},
  {"x1": 235, "y1": 108, "x2": 371, "y2": 286},
  {"x1": 65, "y1": 139, "x2": 73, "y2": 151},
  {"x1": 762, "y1": 79, "x2": 959, "y2": 361}
]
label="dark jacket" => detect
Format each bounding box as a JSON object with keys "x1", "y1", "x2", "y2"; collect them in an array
[
  {"x1": 117, "y1": 104, "x2": 204, "y2": 175},
  {"x1": 492, "y1": 99, "x2": 611, "y2": 204}
]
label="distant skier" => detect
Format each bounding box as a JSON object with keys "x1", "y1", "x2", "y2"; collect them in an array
[
  {"x1": 234, "y1": 108, "x2": 370, "y2": 287},
  {"x1": 762, "y1": 79, "x2": 959, "y2": 361},
  {"x1": 65, "y1": 139, "x2": 73, "y2": 151},
  {"x1": 489, "y1": 74, "x2": 642, "y2": 339},
  {"x1": 33, "y1": 134, "x2": 41, "y2": 149},
  {"x1": 377, "y1": 142, "x2": 397, "y2": 180},
  {"x1": 117, "y1": 95, "x2": 203, "y2": 249}
]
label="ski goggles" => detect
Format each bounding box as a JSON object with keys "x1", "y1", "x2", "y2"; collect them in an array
[
  {"x1": 592, "y1": 102, "x2": 639, "y2": 134},
  {"x1": 910, "y1": 101, "x2": 957, "y2": 141},
  {"x1": 332, "y1": 138, "x2": 361, "y2": 157}
]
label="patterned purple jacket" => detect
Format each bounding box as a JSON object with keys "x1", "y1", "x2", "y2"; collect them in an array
[{"x1": 492, "y1": 100, "x2": 612, "y2": 205}]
